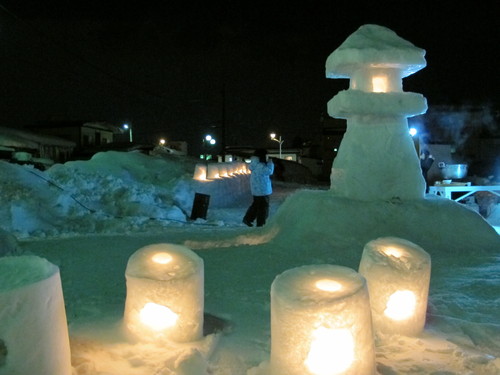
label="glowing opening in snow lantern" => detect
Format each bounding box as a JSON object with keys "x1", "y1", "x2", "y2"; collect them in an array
[
  {"x1": 350, "y1": 68, "x2": 402, "y2": 93},
  {"x1": 358, "y1": 237, "x2": 431, "y2": 336},
  {"x1": 0, "y1": 256, "x2": 72, "y2": 375},
  {"x1": 270, "y1": 265, "x2": 376, "y2": 375},
  {"x1": 124, "y1": 243, "x2": 204, "y2": 343},
  {"x1": 193, "y1": 163, "x2": 207, "y2": 180}
]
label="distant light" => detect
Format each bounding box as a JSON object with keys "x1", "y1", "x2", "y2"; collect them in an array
[
  {"x1": 205, "y1": 135, "x2": 212, "y2": 141},
  {"x1": 209, "y1": 139, "x2": 216, "y2": 145},
  {"x1": 159, "y1": 139, "x2": 166, "y2": 146},
  {"x1": 270, "y1": 133, "x2": 276, "y2": 139},
  {"x1": 409, "y1": 127, "x2": 418, "y2": 137},
  {"x1": 123, "y1": 124, "x2": 129, "y2": 130}
]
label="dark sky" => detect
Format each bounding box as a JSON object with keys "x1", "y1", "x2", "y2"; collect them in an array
[{"x1": 0, "y1": 1, "x2": 498, "y2": 153}]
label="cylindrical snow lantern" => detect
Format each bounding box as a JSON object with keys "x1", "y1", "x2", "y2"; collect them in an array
[
  {"x1": 270, "y1": 265, "x2": 376, "y2": 375},
  {"x1": 206, "y1": 164, "x2": 219, "y2": 179},
  {"x1": 0, "y1": 256, "x2": 72, "y2": 375},
  {"x1": 124, "y1": 243, "x2": 204, "y2": 343},
  {"x1": 193, "y1": 163, "x2": 207, "y2": 180},
  {"x1": 358, "y1": 237, "x2": 431, "y2": 337}
]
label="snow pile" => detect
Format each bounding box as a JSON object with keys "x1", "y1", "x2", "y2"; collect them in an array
[{"x1": 0, "y1": 152, "x2": 257, "y2": 237}]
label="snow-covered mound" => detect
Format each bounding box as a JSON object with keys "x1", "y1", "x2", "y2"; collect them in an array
[{"x1": 0, "y1": 152, "x2": 198, "y2": 237}]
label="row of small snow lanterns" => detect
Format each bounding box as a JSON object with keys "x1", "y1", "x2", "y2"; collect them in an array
[
  {"x1": 193, "y1": 161, "x2": 250, "y2": 181},
  {"x1": 122, "y1": 236, "x2": 430, "y2": 375}
]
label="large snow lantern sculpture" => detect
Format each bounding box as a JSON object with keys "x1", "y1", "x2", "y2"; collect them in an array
[
  {"x1": 326, "y1": 24, "x2": 428, "y2": 201},
  {"x1": 358, "y1": 237, "x2": 431, "y2": 336},
  {"x1": 0, "y1": 256, "x2": 71, "y2": 375},
  {"x1": 270, "y1": 265, "x2": 376, "y2": 375},
  {"x1": 124, "y1": 243, "x2": 204, "y2": 342}
]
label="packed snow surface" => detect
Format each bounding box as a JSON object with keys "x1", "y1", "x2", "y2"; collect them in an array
[{"x1": 0, "y1": 151, "x2": 499, "y2": 374}]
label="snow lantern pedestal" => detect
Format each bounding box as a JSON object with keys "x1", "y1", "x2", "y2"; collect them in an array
[
  {"x1": 124, "y1": 243, "x2": 204, "y2": 343},
  {"x1": 325, "y1": 24, "x2": 428, "y2": 201},
  {"x1": 270, "y1": 265, "x2": 376, "y2": 375},
  {"x1": 358, "y1": 237, "x2": 431, "y2": 336},
  {"x1": 0, "y1": 256, "x2": 71, "y2": 375}
]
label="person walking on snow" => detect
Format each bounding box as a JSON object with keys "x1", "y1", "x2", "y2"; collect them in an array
[{"x1": 243, "y1": 148, "x2": 274, "y2": 227}]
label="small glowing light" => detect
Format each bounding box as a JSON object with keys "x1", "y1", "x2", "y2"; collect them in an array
[
  {"x1": 384, "y1": 290, "x2": 416, "y2": 320},
  {"x1": 409, "y1": 127, "x2": 418, "y2": 137},
  {"x1": 270, "y1": 133, "x2": 276, "y2": 139},
  {"x1": 151, "y1": 252, "x2": 173, "y2": 264},
  {"x1": 139, "y1": 302, "x2": 178, "y2": 330},
  {"x1": 305, "y1": 327, "x2": 355, "y2": 375},
  {"x1": 205, "y1": 135, "x2": 212, "y2": 141},
  {"x1": 209, "y1": 139, "x2": 216, "y2": 145},
  {"x1": 372, "y1": 76, "x2": 388, "y2": 93},
  {"x1": 123, "y1": 123, "x2": 129, "y2": 130},
  {"x1": 315, "y1": 279, "x2": 342, "y2": 292},
  {"x1": 159, "y1": 138, "x2": 166, "y2": 146},
  {"x1": 383, "y1": 247, "x2": 403, "y2": 258}
]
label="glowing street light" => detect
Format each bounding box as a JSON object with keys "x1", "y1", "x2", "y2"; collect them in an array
[
  {"x1": 123, "y1": 123, "x2": 133, "y2": 143},
  {"x1": 203, "y1": 134, "x2": 216, "y2": 160},
  {"x1": 159, "y1": 138, "x2": 166, "y2": 146},
  {"x1": 270, "y1": 133, "x2": 284, "y2": 159}
]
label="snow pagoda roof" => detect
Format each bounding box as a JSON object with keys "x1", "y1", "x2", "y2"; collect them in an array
[{"x1": 326, "y1": 24, "x2": 426, "y2": 79}]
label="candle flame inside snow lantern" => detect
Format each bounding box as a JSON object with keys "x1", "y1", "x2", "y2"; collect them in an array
[
  {"x1": 0, "y1": 256, "x2": 71, "y2": 375},
  {"x1": 270, "y1": 265, "x2": 376, "y2": 375},
  {"x1": 358, "y1": 237, "x2": 431, "y2": 336},
  {"x1": 124, "y1": 243, "x2": 204, "y2": 342}
]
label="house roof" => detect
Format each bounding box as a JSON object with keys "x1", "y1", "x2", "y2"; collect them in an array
[{"x1": 0, "y1": 126, "x2": 76, "y2": 149}]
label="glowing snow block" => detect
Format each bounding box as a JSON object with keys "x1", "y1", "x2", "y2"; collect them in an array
[
  {"x1": 218, "y1": 164, "x2": 229, "y2": 177},
  {"x1": 270, "y1": 265, "x2": 375, "y2": 375},
  {"x1": 124, "y1": 243, "x2": 204, "y2": 342},
  {"x1": 206, "y1": 164, "x2": 219, "y2": 179},
  {"x1": 358, "y1": 237, "x2": 431, "y2": 336},
  {"x1": 193, "y1": 164, "x2": 207, "y2": 180},
  {"x1": 0, "y1": 256, "x2": 71, "y2": 375}
]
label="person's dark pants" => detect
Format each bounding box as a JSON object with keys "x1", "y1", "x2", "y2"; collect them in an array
[{"x1": 243, "y1": 195, "x2": 270, "y2": 227}]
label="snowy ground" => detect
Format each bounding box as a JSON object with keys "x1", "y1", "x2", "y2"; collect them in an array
[{"x1": 1, "y1": 152, "x2": 500, "y2": 375}]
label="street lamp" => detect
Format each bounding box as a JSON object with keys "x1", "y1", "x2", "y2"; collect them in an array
[
  {"x1": 159, "y1": 138, "x2": 166, "y2": 146},
  {"x1": 203, "y1": 135, "x2": 216, "y2": 160},
  {"x1": 270, "y1": 133, "x2": 284, "y2": 159},
  {"x1": 123, "y1": 123, "x2": 133, "y2": 143}
]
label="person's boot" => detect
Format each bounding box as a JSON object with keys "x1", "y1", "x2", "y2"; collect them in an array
[{"x1": 242, "y1": 218, "x2": 253, "y2": 227}]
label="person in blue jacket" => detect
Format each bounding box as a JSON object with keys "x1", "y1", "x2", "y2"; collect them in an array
[{"x1": 243, "y1": 148, "x2": 274, "y2": 227}]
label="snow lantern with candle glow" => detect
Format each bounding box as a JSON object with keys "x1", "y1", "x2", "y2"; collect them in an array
[
  {"x1": 206, "y1": 164, "x2": 219, "y2": 179},
  {"x1": 0, "y1": 256, "x2": 71, "y2": 375},
  {"x1": 270, "y1": 264, "x2": 376, "y2": 375},
  {"x1": 325, "y1": 24, "x2": 428, "y2": 201},
  {"x1": 358, "y1": 237, "x2": 431, "y2": 336},
  {"x1": 193, "y1": 163, "x2": 207, "y2": 180},
  {"x1": 124, "y1": 243, "x2": 204, "y2": 342}
]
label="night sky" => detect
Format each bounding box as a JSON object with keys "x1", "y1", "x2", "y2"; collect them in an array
[{"x1": 0, "y1": 1, "x2": 498, "y2": 154}]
